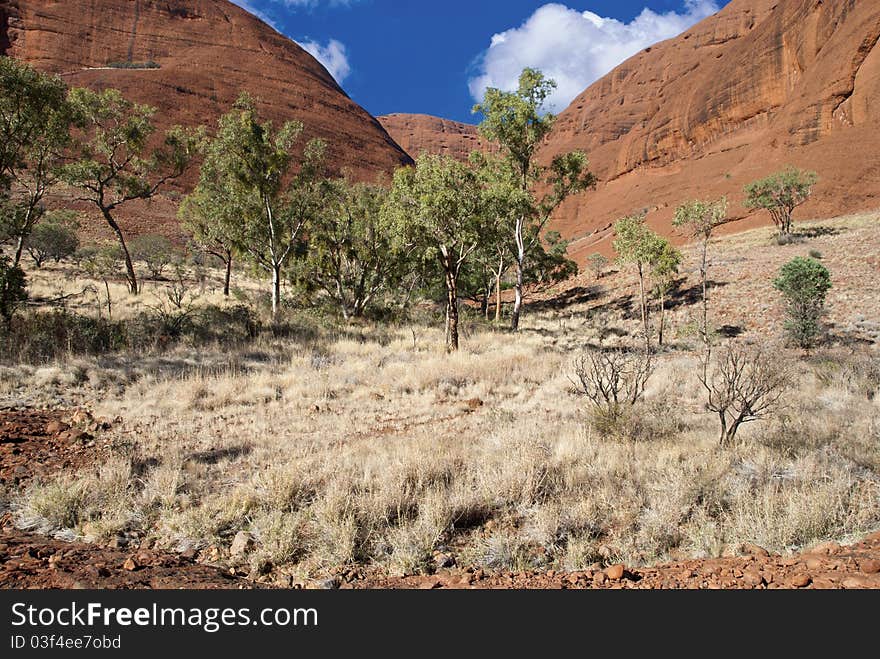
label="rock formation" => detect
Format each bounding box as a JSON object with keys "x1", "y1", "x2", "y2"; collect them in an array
[
  {"x1": 378, "y1": 113, "x2": 491, "y2": 162},
  {"x1": 0, "y1": 0, "x2": 411, "y2": 237},
  {"x1": 539, "y1": 0, "x2": 880, "y2": 260}
]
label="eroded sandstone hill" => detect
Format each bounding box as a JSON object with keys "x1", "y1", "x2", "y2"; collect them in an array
[
  {"x1": 0, "y1": 0, "x2": 411, "y2": 236},
  {"x1": 540, "y1": 0, "x2": 880, "y2": 260},
  {"x1": 378, "y1": 114, "x2": 491, "y2": 163}
]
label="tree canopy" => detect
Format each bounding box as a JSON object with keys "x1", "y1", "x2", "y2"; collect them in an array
[{"x1": 744, "y1": 167, "x2": 818, "y2": 237}]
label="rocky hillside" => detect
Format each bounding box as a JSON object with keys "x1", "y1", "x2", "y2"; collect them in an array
[
  {"x1": 378, "y1": 113, "x2": 491, "y2": 162},
  {"x1": 540, "y1": 0, "x2": 880, "y2": 261},
  {"x1": 0, "y1": 0, "x2": 411, "y2": 236}
]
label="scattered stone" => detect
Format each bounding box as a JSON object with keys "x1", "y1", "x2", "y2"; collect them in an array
[
  {"x1": 742, "y1": 570, "x2": 764, "y2": 587},
  {"x1": 842, "y1": 575, "x2": 872, "y2": 589},
  {"x1": 593, "y1": 571, "x2": 607, "y2": 585},
  {"x1": 433, "y1": 552, "x2": 455, "y2": 569},
  {"x1": 45, "y1": 421, "x2": 68, "y2": 435},
  {"x1": 69, "y1": 410, "x2": 93, "y2": 426},
  {"x1": 789, "y1": 573, "x2": 812, "y2": 588},
  {"x1": 122, "y1": 557, "x2": 138, "y2": 572},
  {"x1": 311, "y1": 578, "x2": 339, "y2": 590},
  {"x1": 420, "y1": 579, "x2": 442, "y2": 590},
  {"x1": 810, "y1": 579, "x2": 836, "y2": 590},
  {"x1": 106, "y1": 536, "x2": 126, "y2": 550},
  {"x1": 229, "y1": 531, "x2": 254, "y2": 558},
  {"x1": 804, "y1": 556, "x2": 824, "y2": 571},
  {"x1": 859, "y1": 559, "x2": 880, "y2": 574},
  {"x1": 605, "y1": 564, "x2": 625, "y2": 581},
  {"x1": 809, "y1": 541, "x2": 841, "y2": 556},
  {"x1": 741, "y1": 543, "x2": 770, "y2": 558}
]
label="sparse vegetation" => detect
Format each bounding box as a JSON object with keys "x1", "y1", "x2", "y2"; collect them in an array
[
  {"x1": 699, "y1": 343, "x2": 789, "y2": 445},
  {"x1": 7, "y1": 321, "x2": 878, "y2": 578},
  {"x1": 105, "y1": 61, "x2": 161, "y2": 70}
]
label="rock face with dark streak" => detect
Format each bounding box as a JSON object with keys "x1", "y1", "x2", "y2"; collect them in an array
[
  {"x1": 378, "y1": 113, "x2": 492, "y2": 162},
  {"x1": 539, "y1": 0, "x2": 880, "y2": 261},
  {"x1": 0, "y1": 0, "x2": 412, "y2": 237}
]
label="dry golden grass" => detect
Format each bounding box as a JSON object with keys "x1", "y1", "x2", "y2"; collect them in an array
[
  {"x1": 9, "y1": 320, "x2": 879, "y2": 579},
  {"x1": 19, "y1": 257, "x2": 264, "y2": 321},
  {"x1": 4, "y1": 211, "x2": 880, "y2": 581}
]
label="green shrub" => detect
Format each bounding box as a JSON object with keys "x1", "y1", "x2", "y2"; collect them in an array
[
  {"x1": 130, "y1": 234, "x2": 179, "y2": 279},
  {"x1": 105, "y1": 61, "x2": 160, "y2": 70},
  {"x1": 3, "y1": 310, "x2": 126, "y2": 362},
  {"x1": 1, "y1": 303, "x2": 263, "y2": 363},
  {"x1": 773, "y1": 257, "x2": 832, "y2": 348},
  {"x1": 25, "y1": 220, "x2": 80, "y2": 267}
]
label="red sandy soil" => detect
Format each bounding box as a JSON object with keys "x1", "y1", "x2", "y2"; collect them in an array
[{"x1": 1, "y1": 409, "x2": 878, "y2": 590}]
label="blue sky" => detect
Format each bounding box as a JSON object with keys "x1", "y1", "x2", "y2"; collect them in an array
[{"x1": 231, "y1": 1, "x2": 729, "y2": 123}]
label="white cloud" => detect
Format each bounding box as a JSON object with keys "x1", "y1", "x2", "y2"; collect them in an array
[
  {"x1": 299, "y1": 38, "x2": 352, "y2": 84},
  {"x1": 228, "y1": 2, "x2": 352, "y2": 85},
  {"x1": 469, "y1": 1, "x2": 719, "y2": 113}
]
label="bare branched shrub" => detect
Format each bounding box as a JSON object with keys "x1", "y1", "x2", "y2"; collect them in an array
[
  {"x1": 699, "y1": 344, "x2": 789, "y2": 446},
  {"x1": 571, "y1": 349, "x2": 653, "y2": 432}
]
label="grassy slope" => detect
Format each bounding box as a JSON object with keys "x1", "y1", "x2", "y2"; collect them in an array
[{"x1": 2, "y1": 210, "x2": 878, "y2": 583}]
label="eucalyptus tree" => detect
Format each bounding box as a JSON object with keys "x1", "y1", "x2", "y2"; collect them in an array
[
  {"x1": 384, "y1": 154, "x2": 491, "y2": 352},
  {"x1": 474, "y1": 68, "x2": 595, "y2": 330},
  {"x1": 304, "y1": 177, "x2": 409, "y2": 320},
  {"x1": 191, "y1": 93, "x2": 327, "y2": 316},
  {"x1": 673, "y1": 197, "x2": 729, "y2": 345},
  {"x1": 63, "y1": 88, "x2": 202, "y2": 294},
  {"x1": 0, "y1": 57, "x2": 75, "y2": 266},
  {"x1": 178, "y1": 148, "x2": 243, "y2": 297},
  {"x1": 613, "y1": 213, "x2": 661, "y2": 354},
  {"x1": 648, "y1": 238, "x2": 682, "y2": 347}
]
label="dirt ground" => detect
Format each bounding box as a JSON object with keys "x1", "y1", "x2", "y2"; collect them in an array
[{"x1": 1, "y1": 408, "x2": 878, "y2": 590}]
